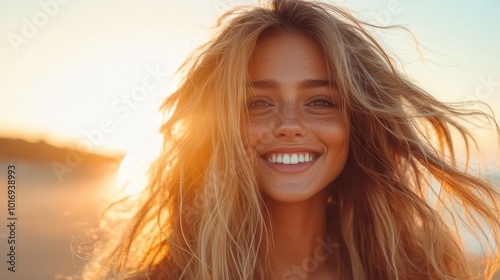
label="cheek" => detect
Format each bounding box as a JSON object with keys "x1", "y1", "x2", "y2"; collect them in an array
[
  {"x1": 245, "y1": 119, "x2": 274, "y2": 151},
  {"x1": 308, "y1": 116, "x2": 349, "y2": 147}
]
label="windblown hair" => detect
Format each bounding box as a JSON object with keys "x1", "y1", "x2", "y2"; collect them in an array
[{"x1": 82, "y1": 0, "x2": 500, "y2": 279}]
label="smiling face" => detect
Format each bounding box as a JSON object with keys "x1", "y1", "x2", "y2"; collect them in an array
[{"x1": 245, "y1": 31, "x2": 350, "y2": 203}]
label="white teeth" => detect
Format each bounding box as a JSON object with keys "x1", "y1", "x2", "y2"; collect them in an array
[
  {"x1": 299, "y1": 154, "x2": 305, "y2": 163},
  {"x1": 283, "y1": 154, "x2": 291, "y2": 164},
  {"x1": 265, "y1": 153, "x2": 317, "y2": 165},
  {"x1": 277, "y1": 154, "x2": 283, "y2": 163}
]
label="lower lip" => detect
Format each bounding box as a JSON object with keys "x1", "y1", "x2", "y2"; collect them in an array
[{"x1": 261, "y1": 156, "x2": 319, "y2": 173}]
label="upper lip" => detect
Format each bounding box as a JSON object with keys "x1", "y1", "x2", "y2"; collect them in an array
[{"x1": 260, "y1": 147, "x2": 323, "y2": 157}]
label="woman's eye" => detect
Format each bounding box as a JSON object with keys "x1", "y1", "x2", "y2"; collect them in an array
[
  {"x1": 307, "y1": 99, "x2": 336, "y2": 107},
  {"x1": 248, "y1": 99, "x2": 271, "y2": 108}
]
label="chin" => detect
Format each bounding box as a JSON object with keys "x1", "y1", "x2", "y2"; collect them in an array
[{"x1": 259, "y1": 179, "x2": 329, "y2": 203}]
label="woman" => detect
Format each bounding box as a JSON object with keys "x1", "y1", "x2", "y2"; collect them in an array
[{"x1": 82, "y1": 0, "x2": 500, "y2": 279}]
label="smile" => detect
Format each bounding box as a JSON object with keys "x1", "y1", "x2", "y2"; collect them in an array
[
  {"x1": 261, "y1": 152, "x2": 320, "y2": 173},
  {"x1": 265, "y1": 152, "x2": 317, "y2": 164}
]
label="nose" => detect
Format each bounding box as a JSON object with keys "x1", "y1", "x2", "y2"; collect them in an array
[{"x1": 273, "y1": 103, "x2": 307, "y2": 138}]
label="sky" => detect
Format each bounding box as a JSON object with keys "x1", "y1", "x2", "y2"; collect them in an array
[{"x1": 0, "y1": 0, "x2": 499, "y2": 162}]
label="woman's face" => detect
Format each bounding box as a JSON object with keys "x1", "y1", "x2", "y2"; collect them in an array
[{"x1": 245, "y1": 31, "x2": 350, "y2": 203}]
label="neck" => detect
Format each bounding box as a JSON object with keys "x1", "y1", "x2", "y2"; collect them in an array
[{"x1": 264, "y1": 188, "x2": 338, "y2": 279}]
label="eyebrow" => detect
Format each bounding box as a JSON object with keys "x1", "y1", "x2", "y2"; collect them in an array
[{"x1": 247, "y1": 79, "x2": 335, "y2": 89}]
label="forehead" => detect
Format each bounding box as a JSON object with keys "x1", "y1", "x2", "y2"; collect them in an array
[{"x1": 248, "y1": 31, "x2": 328, "y2": 81}]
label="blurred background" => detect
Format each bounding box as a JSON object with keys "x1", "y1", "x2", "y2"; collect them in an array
[{"x1": 0, "y1": 0, "x2": 499, "y2": 279}]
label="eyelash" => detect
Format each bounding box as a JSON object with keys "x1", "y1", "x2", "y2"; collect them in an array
[
  {"x1": 307, "y1": 97, "x2": 336, "y2": 108},
  {"x1": 247, "y1": 98, "x2": 271, "y2": 108},
  {"x1": 247, "y1": 97, "x2": 337, "y2": 108}
]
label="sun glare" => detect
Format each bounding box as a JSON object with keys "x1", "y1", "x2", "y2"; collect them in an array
[
  {"x1": 115, "y1": 155, "x2": 149, "y2": 196},
  {"x1": 114, "y1": 138, "x2": 162, "y2": 197}
]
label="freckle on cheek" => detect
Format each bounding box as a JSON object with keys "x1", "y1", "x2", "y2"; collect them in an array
[
  {"x1": 312, "y1": 118, "x2": 346, "y2": 135},
  {"x1": 250, "y1": 120, "x2": 273, "y2": 148}
]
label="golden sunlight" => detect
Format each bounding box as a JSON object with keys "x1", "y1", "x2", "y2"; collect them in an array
[{"x1": 113, "y1": 135, "x2": 162, "y2": 197}]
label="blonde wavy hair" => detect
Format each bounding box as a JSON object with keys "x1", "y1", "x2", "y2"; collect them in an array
[{"x1": 82, "y1": 0, "x2": 500, "y2": 279}]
